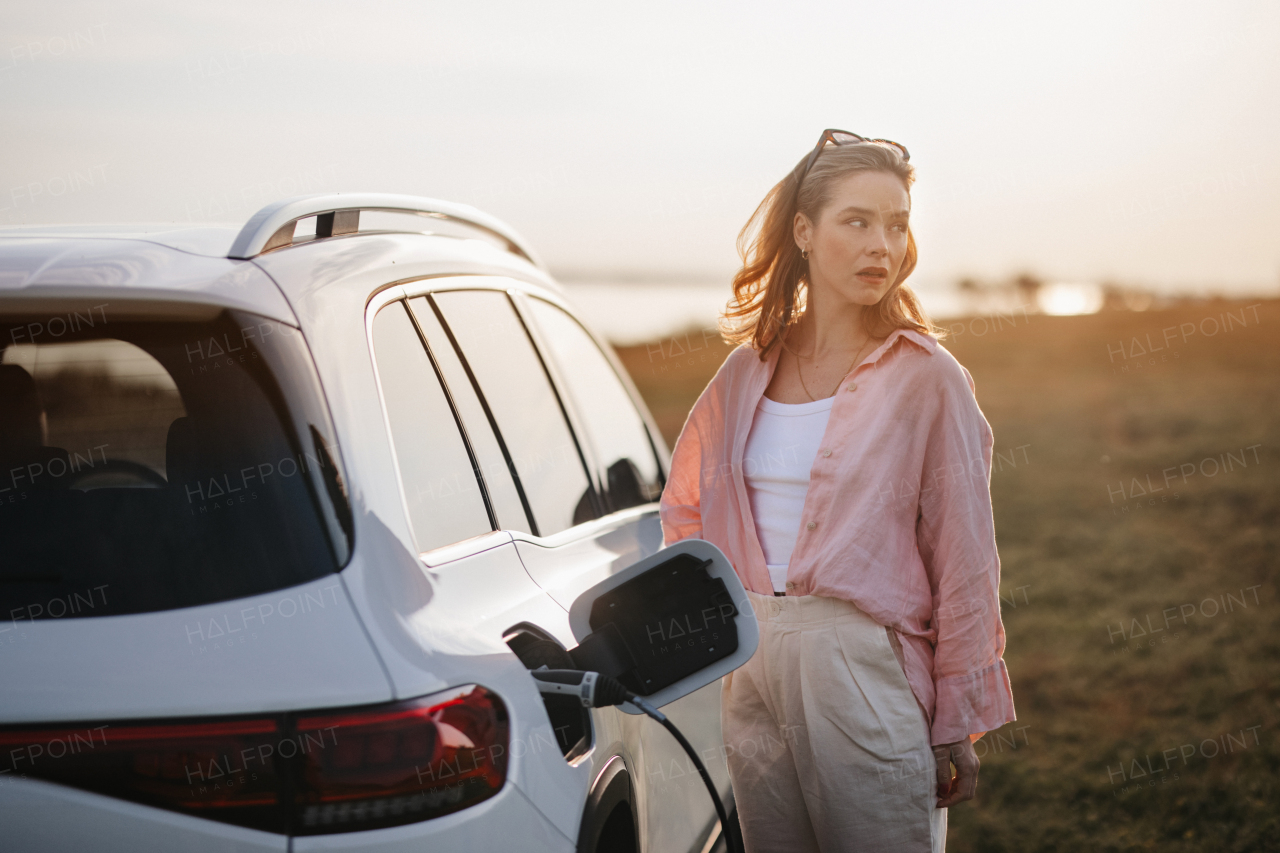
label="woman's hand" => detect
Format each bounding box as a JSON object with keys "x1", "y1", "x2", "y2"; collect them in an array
[{"x1": 933, "y1": 738, "x2": 979, "y2": 808}]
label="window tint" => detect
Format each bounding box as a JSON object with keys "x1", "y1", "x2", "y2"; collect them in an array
[
  {"x1": 371, "y1": 301, "x2": 491, "y2": 551},
  {"x1": 431, "y1": 290, "x2": 595, "y2": 535},
  {"x1": 0, "y1": 310, "x2": 351, "y2": 619},
  {"x1": 407, "y1": 297, "x2": 530, "y2": 534},
  {"x1": 526, "y1": 298, "x2": 663, "y2": 512}
]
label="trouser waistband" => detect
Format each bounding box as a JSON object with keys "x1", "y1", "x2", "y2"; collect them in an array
[{"x1": 745, "y1": 589, "x2": 878, "y2": 625}]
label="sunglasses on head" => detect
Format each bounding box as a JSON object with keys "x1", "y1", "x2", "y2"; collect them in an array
[{"x1": 796, "y1": 128, "x2": 910, "y2": 189}]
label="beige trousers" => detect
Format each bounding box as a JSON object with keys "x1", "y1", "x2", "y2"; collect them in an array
[{"x1": 722, "y1": 591, "x2": 946, "y2": 853}]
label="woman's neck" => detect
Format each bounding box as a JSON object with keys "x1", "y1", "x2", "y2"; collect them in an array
[{"x1": 791, "y1": 297, "x2": 873, "y2": 358}]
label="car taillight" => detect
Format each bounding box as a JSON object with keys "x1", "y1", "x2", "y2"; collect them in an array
[
  {"x1": 291, "y1": 687, "x2": 509, "y2": 834},
  {"x1": 0, "y1": 685, "x2": 508, "y2": 836}
]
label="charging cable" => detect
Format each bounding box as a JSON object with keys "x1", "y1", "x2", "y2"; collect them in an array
[{"x1": 530, "y1": 668, "x2": 742, "y2": 853}]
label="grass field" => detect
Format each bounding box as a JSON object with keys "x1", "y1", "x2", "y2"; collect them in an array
[{"x1": 614, "y1": 296, "x2": 1280, "y2": 852}]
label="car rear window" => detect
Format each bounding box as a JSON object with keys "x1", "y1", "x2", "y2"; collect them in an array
[{"x1": 0, "y1": 307, "x2": 352, "y2": 620}]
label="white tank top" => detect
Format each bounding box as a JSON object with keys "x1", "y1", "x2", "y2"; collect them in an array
[{"x1": 742, "y1": 393, "x2": 835, "y2": 592}]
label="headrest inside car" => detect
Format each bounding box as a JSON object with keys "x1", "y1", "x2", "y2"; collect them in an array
[{"x1": 0, "y1": 363, "x2": 46, "y2": 450}]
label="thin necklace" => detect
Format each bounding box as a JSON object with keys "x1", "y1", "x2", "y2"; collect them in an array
[{"x1": 786, "y1": 326, "x2": 876, "y2": 402}]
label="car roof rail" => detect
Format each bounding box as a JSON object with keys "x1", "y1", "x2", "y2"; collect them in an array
[{"x1": 227, "y1": 192, "x2": 542, "y2": 268}]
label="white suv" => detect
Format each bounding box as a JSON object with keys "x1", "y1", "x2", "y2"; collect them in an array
[{"x1": 0, "y1": 195, "x2": 753, "y2": 853}]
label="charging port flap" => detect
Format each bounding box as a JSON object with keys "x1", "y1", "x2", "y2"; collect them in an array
[{"x1": 567, "y1": 539, "x2": 759, "y2": 714}]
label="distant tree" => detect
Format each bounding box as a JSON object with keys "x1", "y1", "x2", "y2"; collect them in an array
[
  {"x1": 1013, "y1": 273, "x2": 1042, "y2": 306},
  {"x1": 1101, "y1": 281, "x2": 1126, "y2": 311}
]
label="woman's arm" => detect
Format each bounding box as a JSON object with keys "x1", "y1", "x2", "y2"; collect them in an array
[{"x1": 916, "y1": 362, "x2": 1017, "y2": 748}]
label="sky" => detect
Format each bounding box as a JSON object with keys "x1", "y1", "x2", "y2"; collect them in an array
[{"x1": 2, "y1": 0, "x2": 1278, "y2": 294}]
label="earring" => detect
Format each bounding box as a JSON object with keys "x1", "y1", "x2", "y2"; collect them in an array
[{"x1": 801, "y1": 248, "x2": 809, "y2": 260}]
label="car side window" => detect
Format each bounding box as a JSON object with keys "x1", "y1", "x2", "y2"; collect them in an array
[
  {"x1": 371, "y1": 300, "x2": 491, "y2": 551},
  {"x1": 525, "y1": 298, "x2": 663, "y2": 512},
  {"x1": 407, "y1": 296, "x2": 531, "y2": 534},
  {"x1": 431, "y1": 289, "x2": 597, "y2": 536}
]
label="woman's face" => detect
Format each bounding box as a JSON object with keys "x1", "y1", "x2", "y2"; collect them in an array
[{"x1": 795, "y1": 170, "x2": 911, "y2": 307}]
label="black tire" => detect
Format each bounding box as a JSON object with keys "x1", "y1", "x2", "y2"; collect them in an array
[
  {"x1": 578, "y1": 757, "x2": 639, "y2": 853},
  {"x1": 594, "y1": 802, "x2": 638, "y2": 853}
]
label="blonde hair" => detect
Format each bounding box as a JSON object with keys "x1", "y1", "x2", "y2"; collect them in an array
[{"x1": 719, "y1": 142, "x2": 946, "y2": 357}]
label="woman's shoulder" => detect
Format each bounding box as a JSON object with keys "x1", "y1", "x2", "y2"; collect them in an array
[
  {"x1": 720, "y1": 338, "x2": 766, "y2": 362},
  {"x1": 680, "y1": 343, "x2": 758, "y2": 426},
  {"x1": 924, "y1": 339, "x2": 977, "y2": 395},
  {"x1": 705, "y1": 342, "x2": 764, "y2": 388},
  {"x1": 880, "y1": 330, "x2": 978, "y2": 402}
]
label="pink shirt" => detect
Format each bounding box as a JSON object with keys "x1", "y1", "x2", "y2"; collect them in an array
[{"x1": 659, "y1": 327, "x2": 1016, "y2": 745}]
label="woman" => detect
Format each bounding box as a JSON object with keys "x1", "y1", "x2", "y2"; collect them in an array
[{"x1": 659, "y1": 130, "x2": 1016, "y2": 852}]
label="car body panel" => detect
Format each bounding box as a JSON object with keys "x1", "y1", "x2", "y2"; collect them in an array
[
  {"x1": 333, "y1": 514, "x2": 592, "y2": 841},
  {"x1": 511, "y1": 511, "x2": 666, "y2": 613},
  {"x1": 0, "y1": 224, "x2": 242, "y2": 258},
  {"x1": 0, "y1": 235, "x2": 297, "y2": 325},
  {"x1": 0, "y1": 775, "x2": 289, "y2": 853},
  {"x1": 0, "y1": 575, "x2": 391, "y2": 723}
]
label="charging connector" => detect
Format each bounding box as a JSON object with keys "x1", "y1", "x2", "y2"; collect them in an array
[{"x1": 529, "y1": 668, "x2": 741, "y2": 853}]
